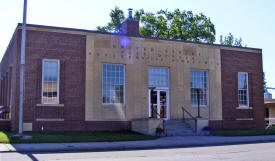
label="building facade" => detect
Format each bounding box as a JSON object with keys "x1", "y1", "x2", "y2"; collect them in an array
[{"x1": 0, "y1": 18, "x2": 265, "y2": 132}]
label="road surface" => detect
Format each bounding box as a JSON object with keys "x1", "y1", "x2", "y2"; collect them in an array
[{"x1": 1, "y1": 142, "x2": 275, "y2": 161}]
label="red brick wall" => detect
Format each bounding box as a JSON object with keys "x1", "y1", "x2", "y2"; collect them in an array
[
  {"x1": 21, "y1": 29, "x2": 86, "y2": 123},
  {"x1": 0, "y1": 121, "x2": 11, "y2": 131},
  {"x1": 121, "y1": 19, "x2": 139, "y2": 36},
  {"x1": 0, "y1": 29, "x2": 19, "y2": 131},
  {"x1": 211, "y1": 49, "x2": 265, "y2": 129},
  {"x1": 2, "y1": 27, "x2": 131, "y2": 132},
  {"x1": 16, "y1": 28, "x2": 131, "y2": 132}
]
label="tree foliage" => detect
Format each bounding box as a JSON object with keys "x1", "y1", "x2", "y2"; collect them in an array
[
  {"x1": 219, "y1": 33, "x2": 245, "y2": 47},
  {"x1": 96, "y1": 6, "x2": 125, "y2": 33},
  {"x1": 134, "y1": 9, "x2": 216, "y2": 43},
  {"x1": 97, "y1": 7, "x2": 216, "y2": 43}
]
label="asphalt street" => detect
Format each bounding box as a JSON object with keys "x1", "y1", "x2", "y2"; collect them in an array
[{"x1": 1, "y1": 142, "x2": 275, "y2": 161}]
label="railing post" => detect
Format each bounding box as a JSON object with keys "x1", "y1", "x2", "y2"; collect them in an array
[
  {"x1": 196, "y1": 88, "x2": 201, "y2": 118},
  {"x1": 163, "y1": 119, "x2": 165, "y2": 134},
  {"x1": 195, "y1": 119, "x2": 197, "y2": 135},
  {"x1": 182, "y1": 106, "x2": 198, "y2": 135},
  {"x1": 182, "y1": 107, "x2": 185, "y2": 120}
]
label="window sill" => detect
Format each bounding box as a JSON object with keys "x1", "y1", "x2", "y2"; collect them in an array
[
  {"x1": 36, "y1": 104, "x2": 64, "y2": 107},
  {"x1": 102, "y1": 104, "x2": 125, "y2": 107},
  {"x1": 236, "y1": 107, "x2": 252, "y2": 109},
  {"x1": 0, "y1": 119, "x2": 10, "y2": 121},
  {"x1": 236, "y1": 118, "x2": 254, "y2": 120},
  {"x1": 36, "y1": 118, "x2": 64, "y2": 121},
  {"x1": 191, "y1": 105, "x2": 208, "y2": 108}
]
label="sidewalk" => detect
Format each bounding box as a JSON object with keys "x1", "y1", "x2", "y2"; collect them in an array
[{"x1": 1, "y1": 135, "x2": 275, "y2": 152}]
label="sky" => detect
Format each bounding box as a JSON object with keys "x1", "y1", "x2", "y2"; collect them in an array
[{"x1": 0, "y1": 0, "x2": 274, "y2": 97}]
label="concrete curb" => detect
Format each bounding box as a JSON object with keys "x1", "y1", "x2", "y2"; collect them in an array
[{"x1": 1, "y1": 135, "x2": 275, "y2": 153}]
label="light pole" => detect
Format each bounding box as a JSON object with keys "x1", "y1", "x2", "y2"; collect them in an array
[{"x1": 18, "y1": 0, "x2": 28, "y2": 135}]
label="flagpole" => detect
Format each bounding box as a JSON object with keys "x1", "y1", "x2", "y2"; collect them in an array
[{"x1": 18, "y1": 0, "x2": 27, "y2": 135}]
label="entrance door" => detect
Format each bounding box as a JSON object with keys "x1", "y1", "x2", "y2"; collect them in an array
[{"x1": 148, "y1": 89, "x2": 169, "y2": 119}]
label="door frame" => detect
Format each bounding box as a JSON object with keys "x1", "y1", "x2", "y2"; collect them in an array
[{"x1": 148, "y1": 87, "x2": 170, "y2": 120}]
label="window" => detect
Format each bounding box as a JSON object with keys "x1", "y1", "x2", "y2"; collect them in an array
[
  {"x1": 238, "y1": 73, "x2": 249, "y2": 107},
  {"x1": 42, "y1": 59, "x2": 60, "y2": 104},
  {"x1": 102, "y1": 64, "x2": 125, "y2": 104},
  {"x1": 190, "y1": 70, "x2": 208, "y2": 106},
  {"x1": 148, "y1": 67, "x2": 169, "y2": 87}
]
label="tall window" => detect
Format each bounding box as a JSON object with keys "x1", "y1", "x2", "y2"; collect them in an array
[
  {"x1": 238, "y1": 73, "x2": 249, "y2": 107},
  {"x1": 148, "y1": 67, "x2": 169, "y2": 87},
  {"x1": 190, "y1": 70, "x2": 208, "y2": 106},
  {"x1": 102, "y1": 64, "x2": 125, "y2": 104},
  {"x1": 42, "y1": 59, "x2": 60, "y2": 104}
]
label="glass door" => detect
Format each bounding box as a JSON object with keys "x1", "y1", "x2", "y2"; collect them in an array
[
  {"x1": 149, "y1": 90, "x2": 158, "y2": 118},
  {"x1": 148, "y1": 89, "x2": 169, "y2": 119},
  {"x1": 159, "y1": 91, "x2": 167, "y2": 118}
]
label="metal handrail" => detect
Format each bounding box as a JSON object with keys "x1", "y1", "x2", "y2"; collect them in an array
[
  {"x1": 182, "y1": 107, "x2": 198, "y2": 135},
  {"x1": 182, "y1": 107, "x2": 196, "y2": 120}
]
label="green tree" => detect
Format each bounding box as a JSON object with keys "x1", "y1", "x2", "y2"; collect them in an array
[
  {"x1": 96, "y1": 6, "x2": 125, "y2": 33},
  {"x1": 97, "y1": 8, "x2": 216, "y2": 43},
  {"x1": 220, "y1": 33, "x2": 245, "y2": 47}
]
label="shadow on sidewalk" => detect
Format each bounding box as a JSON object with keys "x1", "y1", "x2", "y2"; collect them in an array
[
  {"x1": 26, "y1": 153, "x2": 39, "y2": 161},
  {"x1": 11, "y1": 139, "x2": 275, "y2": 161}
]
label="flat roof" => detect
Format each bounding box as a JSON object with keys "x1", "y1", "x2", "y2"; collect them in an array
[
  {"x1": 1, "y1": 22, "x2": 263, "y2": 64},
  {"x1": 18, "y1": 23, "x2": 262, "y2": 51}
]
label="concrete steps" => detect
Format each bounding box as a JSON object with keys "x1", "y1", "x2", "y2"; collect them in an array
[{"x1": 164, "y1": 120, "x2": 196, "y2": 136}]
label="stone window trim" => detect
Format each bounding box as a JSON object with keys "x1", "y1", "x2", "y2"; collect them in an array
[
  {"x1": 36, "y1": 118, "x2": 64, "y2": 121},
  {"x1": 102, "y1": 104, "x2": 126, "y2": 108},
  {"x1": 235, "y1": 118, "x2": 254, "y2": 121},
  {"x1": 191, "y1": 105, "x2": 209, "y2": 108},
  {"x1": 190, "y1": 70, "x2": 209, "y2": 107},
  {"x1": 41, "y1": 59, "x2": 60, "y2": 105},
  {"x1": 36, "y1": 104, "x2": 64, "y2": 107},
  {"x1": 102, "y1": 63, "x2": 125, "y2": 105},
  {"x1": 238, "y1": 72, "x2": 249, "y2": 108},
  {"x1": 236, "y1": 106, "x2": 252, "y2": 110},
  {"x1": 0, "y1": 119, "x2": 11, "y2": 121}
]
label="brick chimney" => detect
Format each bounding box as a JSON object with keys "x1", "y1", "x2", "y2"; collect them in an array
[{"x1": 121, "y1": 8, "x2": 139, "y2": 36}]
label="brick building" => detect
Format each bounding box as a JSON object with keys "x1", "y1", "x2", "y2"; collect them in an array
[{"x1": 0, "y1": 15, "x2": 265, "y2": 133}]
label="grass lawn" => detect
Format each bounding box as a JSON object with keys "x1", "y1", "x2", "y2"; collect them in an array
[
  {"x1": 211, "y1": 126, "x2": 275, "y2": 136},
  {"x1": 0, "y1": 131, "x2": 157, "y2": 144}
]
